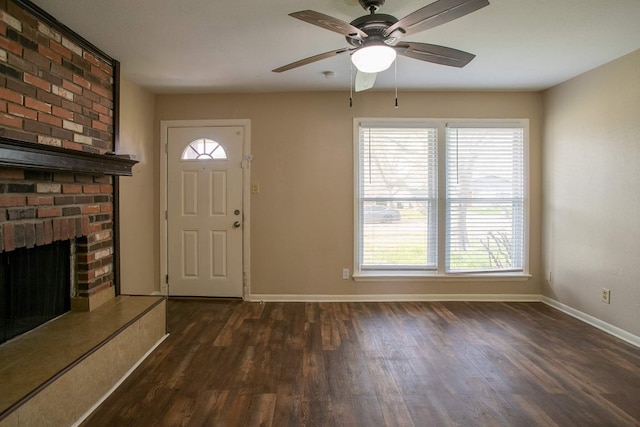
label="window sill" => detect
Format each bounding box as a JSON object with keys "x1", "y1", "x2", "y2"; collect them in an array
[{"x1": 352, "y1": 272, "x2": 532, "y2": 282}]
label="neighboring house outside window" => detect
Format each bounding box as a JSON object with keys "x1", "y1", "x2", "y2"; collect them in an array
[{"x1": 354, "y1": 119, "x2": 528, "y2": 279}]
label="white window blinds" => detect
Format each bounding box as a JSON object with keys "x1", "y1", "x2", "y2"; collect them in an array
[
  {"x1": 445, "y1": 125, "x2": 525, "y2": 273},
  {"x1": 358, "y1": 124, "x2": 438, "y2": 270}
]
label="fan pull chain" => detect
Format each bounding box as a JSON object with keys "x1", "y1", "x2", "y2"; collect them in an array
[
  {"x1": 394, "y1": 59, "x2": 399, "y2": 108},
  {"x1": 456, "y1": 128, "x2": 460, "y2": 184},
  {"x1": 349, "y1": 60, "x2": 353, "y2": 108}
]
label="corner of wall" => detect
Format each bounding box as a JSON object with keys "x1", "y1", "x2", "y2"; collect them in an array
[{"x1": 118, "y1": 78, "x2": 158, "y2": 295}]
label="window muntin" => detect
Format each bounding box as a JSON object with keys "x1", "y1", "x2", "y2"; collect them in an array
[
  {"x1": 355, "y1": 119, "x2": 527, "y2": 277},
  {"x1": 181, "y1": 138, "x2": 228, "y2": 160}
]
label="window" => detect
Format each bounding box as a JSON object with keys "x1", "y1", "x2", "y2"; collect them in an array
[
  {"x1": 181, "y1": 138, "x2": 228, "y2": 160},
  {"x1": 445, "y1": 125, "x2": 525, "y2": 273},
  {"x1": 358, "y1": 124, "x2": 438, "y2": 271},
  {"x1": 355, "y1": 119, "x2": 528, "y2": 278}
]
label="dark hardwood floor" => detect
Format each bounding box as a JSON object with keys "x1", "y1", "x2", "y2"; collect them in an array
[{"x1": 82, "y1": 299, "x2": 640, "y2": 426}]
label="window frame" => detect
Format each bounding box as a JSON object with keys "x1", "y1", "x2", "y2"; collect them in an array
[{"x1": 353, "y1": 118, "x2": 530, "y2": 281}]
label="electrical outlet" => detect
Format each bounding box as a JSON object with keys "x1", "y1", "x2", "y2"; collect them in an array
[
  {"x1": 601, "y1": 288, "x2": 611, "y2": 304},
  {"x1": 251, "y1": 182, "x2": 260, "y2": 194},
  {"x1": 342, "y1": 268, "x2": 350, "y2": 280}
]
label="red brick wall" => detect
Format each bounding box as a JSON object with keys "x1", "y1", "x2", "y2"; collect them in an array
[
  {"x1": 0, "y1": 0, "x2": 117, "y2": 301},
  {"x1": 0, "y1": 1, "x2": 114, "y2": 153}
]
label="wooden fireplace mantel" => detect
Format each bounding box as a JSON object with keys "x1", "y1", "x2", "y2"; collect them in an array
[{"x1": 0, "y1": 136, "x2": 138, "y2": 176}]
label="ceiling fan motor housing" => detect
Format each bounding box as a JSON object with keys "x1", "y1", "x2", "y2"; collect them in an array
[{"x1": 347, "y1": 13, "x2": 398, "y2": 47}]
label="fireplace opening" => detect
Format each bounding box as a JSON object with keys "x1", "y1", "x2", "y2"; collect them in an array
[{"x1": 0, "y1": 240, "x2": 71, "y2": 345}]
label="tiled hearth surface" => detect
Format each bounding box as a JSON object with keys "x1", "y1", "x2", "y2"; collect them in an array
[{"x1": 0, "y1": 295, "x2": 166, "y2": 419}]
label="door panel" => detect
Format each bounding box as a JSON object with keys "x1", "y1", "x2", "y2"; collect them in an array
[
  {"x1": 182, "y1": 230, "x2": 199, "y2": 277},
  {"x1": 210, "y1": 171, "x2": 227, "y2": 215},
  {"x1": 167, "y1": 126, "x2": 243, "y2": 297},
  {"x1": 210, "y1": 231, "x2": 227, "y2": 277},
  {"x1": 182, "y1": 171, "x2": 198, "y2": 215}
]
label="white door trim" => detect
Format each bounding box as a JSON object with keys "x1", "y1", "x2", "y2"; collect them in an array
[{"x1": 160, "y1": 119, "x2": 251, "y2": 298}]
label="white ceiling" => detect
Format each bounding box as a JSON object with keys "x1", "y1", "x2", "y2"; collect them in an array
[{"x1": 30, "y1": 0, "x2": 640, "y2": 94}]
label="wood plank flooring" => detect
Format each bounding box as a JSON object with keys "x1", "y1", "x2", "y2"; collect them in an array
[{"x1": 81, "y1": 300, "x2": 640, "y2": 426}]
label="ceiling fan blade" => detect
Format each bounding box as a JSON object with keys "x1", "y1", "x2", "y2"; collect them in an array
[
  {"x1": 395, "y1": 42, "x2": 475, "y2": 67},
  {"x1": 385, "y1": 0, "x2": 489, "y2": 39},
  {"x1": 290, "y1": 10, "x2": 368, "y2": 41},
  {"x1": 272, "y1": 48, "x2": 353, "y2": 73},
  {"x1": 355, "y1": 71, "x2": 377, "y2": 92}
]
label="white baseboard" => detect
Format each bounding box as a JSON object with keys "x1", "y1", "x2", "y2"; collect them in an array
[
  {"x1": 72, "y1": 333, "x2": 170, "y2": 427},
  {"x1": 246, "y1": 293, "x2": 542, "y2": 303},
  {"x1": 541, "y1": 297, "x2": 640, "y2": 349}
]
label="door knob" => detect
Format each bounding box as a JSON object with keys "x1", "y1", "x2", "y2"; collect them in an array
[{"x1": 233, "y1": 221, "x2": 241, "y2": 228}]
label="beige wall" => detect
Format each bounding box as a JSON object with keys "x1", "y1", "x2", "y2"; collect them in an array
[
  {"x1": 118, "y1": 78, "x2": 159, "y2": 294},
  {"x1": 156, "y1": 91, "x2": 543, "y2": 297},
  {"x1": 542, "y1": 49, "x2": 640, "y2": 336}
]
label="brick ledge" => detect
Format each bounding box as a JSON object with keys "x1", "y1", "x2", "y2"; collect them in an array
[{"x1": 0, "y1": 295, "x2": 166, "y2": 421}]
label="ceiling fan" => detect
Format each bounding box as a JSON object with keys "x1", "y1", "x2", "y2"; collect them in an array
[{"x1": 273, "y1": 0, "x2": 489, "y2": 91}]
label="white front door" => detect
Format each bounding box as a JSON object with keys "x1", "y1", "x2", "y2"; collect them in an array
[{"x1": 167, "y1": 126, "x2": 244, "y2": 297}]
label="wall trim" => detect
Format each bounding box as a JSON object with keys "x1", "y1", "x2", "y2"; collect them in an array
[
  {"x1": 541, "y1": 297, "x2": 640, "y2": 349},
  {"x1": 247, "y1": 293, "x2": 543, "y2": 303}
]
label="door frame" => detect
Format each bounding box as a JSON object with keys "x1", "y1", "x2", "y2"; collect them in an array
[{"x1": 160, "y1": 119, "x2": 252, "y2": 298}]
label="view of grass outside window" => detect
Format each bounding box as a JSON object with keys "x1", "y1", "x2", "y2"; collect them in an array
[{"x1": 356, "y1": 120, "x2": 527, "y2": 275}]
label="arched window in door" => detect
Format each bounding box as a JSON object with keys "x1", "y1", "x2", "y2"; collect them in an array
[{"x1": 181, "y1": 138, "x2": 228, "y2": 160}]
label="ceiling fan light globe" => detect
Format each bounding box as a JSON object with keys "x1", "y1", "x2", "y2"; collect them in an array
[{"x1": 351, "y1": 45, "x2": 396, "y2": 73}]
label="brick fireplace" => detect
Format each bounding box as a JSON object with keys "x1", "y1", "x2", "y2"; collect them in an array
[
  {"x1": 0, "y1": 2, "x2": 166, "y2": 425},
  {"x1": 1, "y1": 167, "x2": 116, "y2": 310},
  {"x1": 0, "y1": 0, "x2": 133, "y2": 312}
]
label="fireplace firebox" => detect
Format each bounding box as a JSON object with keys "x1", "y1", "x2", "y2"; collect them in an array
[{"x1": 0, "y1": 240, "x2": 71, "y2": 344}]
